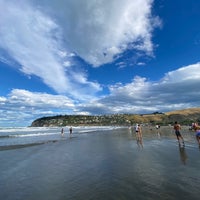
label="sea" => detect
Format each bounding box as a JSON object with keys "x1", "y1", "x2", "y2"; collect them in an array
[
  {"x1": 0, "y1": 126, "x2": 118, "y2": 149},
  {"x1": 0, "y1": 126, "x2": 200, "y2": 200}
]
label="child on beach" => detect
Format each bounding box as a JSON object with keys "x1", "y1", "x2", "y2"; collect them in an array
[{"x1": 173, "y1": 121, "x2": 184, "y2": 145}]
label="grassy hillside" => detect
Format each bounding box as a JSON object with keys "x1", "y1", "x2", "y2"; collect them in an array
[
  {"x1": 31, "y1": 108, "x2": 200, "y2": 127},
  {"x1": 166, "y1": 108, "x2": 200, "y2": 115}
]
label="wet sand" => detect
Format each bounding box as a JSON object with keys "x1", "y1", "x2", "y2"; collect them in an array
[{"x1": 0, "y1": 127, "x2": 200, "y2": 200}]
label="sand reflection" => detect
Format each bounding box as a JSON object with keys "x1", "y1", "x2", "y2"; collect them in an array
[{"x1": 178, "y1": 144, "x2": 188, "y2": 165}]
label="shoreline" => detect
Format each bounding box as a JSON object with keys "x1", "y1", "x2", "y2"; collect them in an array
[{"x1": 0, "y1": 139, "x2": 60, "y2": 151}]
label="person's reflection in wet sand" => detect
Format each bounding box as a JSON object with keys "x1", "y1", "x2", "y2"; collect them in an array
[
  {"x1": 135, "y1": 124, "x2": 143, "y2": 149},
  {"x1": 178, "y1": 144, "x2": 188, "y2": 165},
  {"x1": 137, "y1": 137, "x2": 143, "y2": 149},
  {"x1": 157, "y1": 131, "x2": 161, "y2": 139}
]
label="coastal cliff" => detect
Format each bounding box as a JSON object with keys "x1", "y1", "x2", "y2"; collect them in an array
[{"x1": 30, "y1": 108, "x2": 200, "y2": 127}]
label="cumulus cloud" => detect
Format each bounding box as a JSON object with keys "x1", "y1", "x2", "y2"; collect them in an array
[
  {"x1": 0, "y1": 0, "x2": 159, "y2": 98},
  {"x1": 79, "y1": 63, "x2": 200, "y2": 114},
  {"x1": 0, "y1": 89, "x2": 76, "y2": 126},
  {"x1": 8, "y1": 89, "x2": 75, "y2": 108},
  {"x1": 161, "y1": 63, "x2": 200, "y2": 82},
  {"x1": 37, "y1": 0, "x2": 159, "y2": 66}
]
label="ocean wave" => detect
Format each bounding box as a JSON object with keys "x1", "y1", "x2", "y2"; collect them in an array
[
  {"x1": 0, "y1": 126, "x2": 124, "y2": 148},
  {"x1": 9, "y1": 132, "x2": 58, "y2": 138},
  {"x1": 0, "y1": 127, "x2": 58, "y2": 133}
]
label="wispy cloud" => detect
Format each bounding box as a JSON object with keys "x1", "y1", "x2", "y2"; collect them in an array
[
  {"x1": 0, "y1": 0, "x2": 159, "y2": 97},
  {"x1": 0, "y1": 0, "x2": 102, "y2": 98},
  {"x1": 39, "y1": 0, "x2": 160, "y2": 66}
]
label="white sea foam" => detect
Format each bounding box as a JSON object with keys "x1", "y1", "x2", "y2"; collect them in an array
[
  {"x1": 11, "y1": 132, "x2": 58, "y2": 138},
  {"x1": 0, "y1": 126, "x2": 124, "y2": 147},
  {"x1": 0, "y1": 126, "x2": 56, "y2": 133}
]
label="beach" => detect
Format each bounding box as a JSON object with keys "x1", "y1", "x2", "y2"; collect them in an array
[{"x1": 0, "y1": 126, "x2": 200, "y2": 200}]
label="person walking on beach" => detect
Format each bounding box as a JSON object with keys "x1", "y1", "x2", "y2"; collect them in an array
[
  {"x1": 156, "y1": 124, "x2": 161, "y2": 138},
  {"x1": 173, "y1": 121, "x2": 184, "y2": 145},
  {"x1": 61, "y1": 128, "x2": 64, "y2": 136},
  {"x1": 135, "y1": 124, "x2": 139, "y2": 138},
  {"x1": 135, "y1": 124, "x2": 142, "y2": 140},
  {"x1": 178, "y1": 144, "x2": 187, "y2": 165},
  {"x1": 69, "y1": 126, "x2": 73, "y2": 137},
  {"x1": 136, "y1": 124, "x2": 143, "y2": 148}
]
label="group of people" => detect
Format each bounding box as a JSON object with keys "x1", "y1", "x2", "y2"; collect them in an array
[
  {"x1": 62, "y1": 122, "x2": 200, "y2": 145},
  {"x1": 174, "y1": 121, "x2": 200, "y2": 145},
  {"x1": 132, "y1": 121, "x2": 200, "y2": 146},
  {"x1": 61, "y1": 126, "x2": 73, "y2": 137}
]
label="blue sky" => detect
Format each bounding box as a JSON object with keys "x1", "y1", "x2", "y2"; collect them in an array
[{"x1": 1, "y1": 0, "x2": 200, "y2": 127}]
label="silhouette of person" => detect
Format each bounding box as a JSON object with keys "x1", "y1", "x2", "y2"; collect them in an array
[
  {"x1": 136, "y1": 137, "x2": 143, "y2": 149},
  {"x1": 69, "y1": 126, "x2": 73, "y2": 137},
  {"x1": 61, "y1": 128, "x2": 64, "y2": 136}
]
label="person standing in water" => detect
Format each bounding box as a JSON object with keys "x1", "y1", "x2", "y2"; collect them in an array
[
  {"x1": 61, "y1": 128, "x2": 64, "y2": 136},
  {"x1": 173, "y1": 121, "x2": 184, "y2": 145},
  {"x1": 136, "y1": 124, "x2": 143, "y2": 148},
  {"x1": 135, "y1": 124, "x2": 139, "y2": 138},
  {"x1": 69, "y1": 126, "x2": 73, "y2": 137}
]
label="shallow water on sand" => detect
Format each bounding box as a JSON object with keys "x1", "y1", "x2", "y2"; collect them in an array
[{"x1": 0, "y1": 127, "x2": 200, "y2": 200}]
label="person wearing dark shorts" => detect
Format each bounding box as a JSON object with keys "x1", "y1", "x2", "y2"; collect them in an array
[{"x1": 174, "y1": 121, "x2": 184, "y2": 145}]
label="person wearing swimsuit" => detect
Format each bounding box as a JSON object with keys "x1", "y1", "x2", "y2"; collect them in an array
[
  {"x1": 174, "y1": 121, "x2": 184, "y2": 145},
  {"x1": 193, "y1": 123, "x2": 200, "y2": 145}
]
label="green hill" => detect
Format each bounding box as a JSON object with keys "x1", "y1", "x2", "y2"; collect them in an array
[{"x1": 30, "y1": 108, "x2": 200, "y2": 127}]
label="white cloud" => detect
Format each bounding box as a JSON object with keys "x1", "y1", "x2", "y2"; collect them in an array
[
  {"x1": 8, "y1": 89, "x2": 75, "y2": 108},
  {"x1": 0, "y1": 0, "x2": 102, "y2": 97},
  {"x1": 137, "y1": 62, "x2": 146, "y2": 66},
  {"x1": 0, "y1": 97, "x2": 6, "y2": 102},
  {"x1": 38, "y1": 0, "x2": 159, "y2": 66},
  {"x1": 0, "y1": 89, "x2": 77, "y2": 126},
  {"x1": 0, "y1": 0, "x2": 68, "y2": 93},
  {"x1": 162, "y1": 63, "x2": 200, "y2": 83},
  {"x1": 0, "y1": 0, "x2": 159, "y2": 98},
  {"x1": 80, "y1": 63, "x2": 200, "y2": 114}
]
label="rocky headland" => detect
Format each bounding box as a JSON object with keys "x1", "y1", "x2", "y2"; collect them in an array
[{"x1": 30, "y1": 108, "x2": 200, "y2": 127}]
